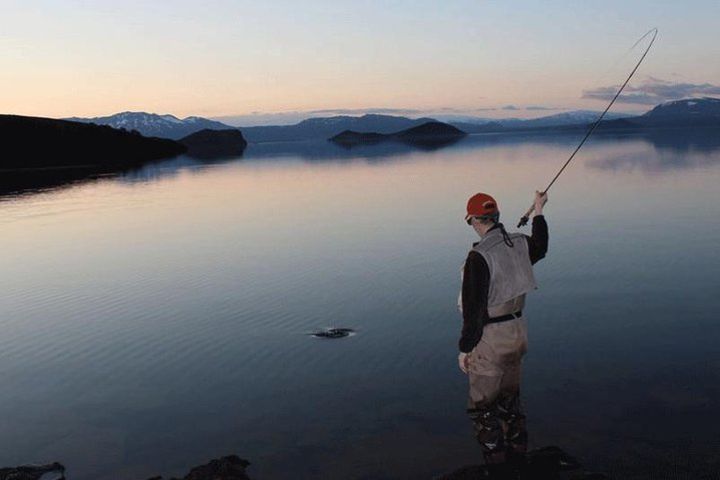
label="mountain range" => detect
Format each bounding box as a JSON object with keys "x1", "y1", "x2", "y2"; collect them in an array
[
  {"x1": 599, "y1": 97, "x2": 720, "y2": 129},
  {"x1": 66, "y1": 112, "x2": 236, "y2": 140},
  {"x1": 238, "y1": 114, "x2": 437, "y2": 143},
  {"x1": 64, "y1": 97, "x2": 720, "y2": 144}
]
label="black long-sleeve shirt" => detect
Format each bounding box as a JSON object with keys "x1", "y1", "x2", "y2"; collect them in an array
[{"x1": 458, "y1": 216, "x2": 548, "y2": 353}]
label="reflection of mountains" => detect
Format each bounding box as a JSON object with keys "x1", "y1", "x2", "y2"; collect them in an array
[
  {"x1": 0, "y1": 156, "x2": 228, "y2": 199},
  {"x1": 589, "y1": 127, "x2": 720, "y2": 172},
  {"x1": 241, "y1": 131, "x2": 603, "y2": 163},
  {"x1": 244, "y1": 137, "x2": 466, "y2": 163},
  {"x1": 4, "y1": 128, "x2": 719, "y2": 199}
]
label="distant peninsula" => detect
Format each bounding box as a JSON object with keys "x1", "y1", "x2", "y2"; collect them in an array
[{"x1": 330, "y1": 121, "x2": 466, "y2": 148}]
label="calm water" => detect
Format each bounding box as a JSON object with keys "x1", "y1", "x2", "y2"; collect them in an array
[{"x1": 1, "y1": 131, "x2": 719, "y2": 479}]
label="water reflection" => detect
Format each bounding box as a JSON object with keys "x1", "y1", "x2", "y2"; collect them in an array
[
  {"x1": 0, "y1": 166, "x2": 107, "y2": 198},
  {"x1": 3, "y1": 128, "x2": 720, "y2": 199},
  {"x1": 1, "y1": 128, "x2": 720, "y2": 480},
  {"x1": 588, "y1": 149, "x2": 720, "y2": 172},
  {"x1": 0, "y1": 156, "x2": 237, "y2": 199},
  {"x1": 597, "y1": 127, "x2": 720, "y2": 154},
  {"x1": 589, "y1": 128, "x2": 720, "y2": 172}
]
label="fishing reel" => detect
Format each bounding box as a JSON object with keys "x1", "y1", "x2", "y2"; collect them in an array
[{"x1": 517, "y1": 202, "x2": 536, "y2": 228}]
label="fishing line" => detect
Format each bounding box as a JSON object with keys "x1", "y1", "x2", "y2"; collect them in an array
[{"x1": 517, "y1": 27, "x2": 658, "y2": 228}]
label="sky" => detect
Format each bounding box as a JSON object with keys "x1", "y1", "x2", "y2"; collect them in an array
[{"x1": 2, "y1": 0, "x2": 720, "y2": 125}]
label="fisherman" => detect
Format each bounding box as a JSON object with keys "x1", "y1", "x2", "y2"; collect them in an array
[{"x1": 458, "y1": 191, "x2": 548, "y2": 472}]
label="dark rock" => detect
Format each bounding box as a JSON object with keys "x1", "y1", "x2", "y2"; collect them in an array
[
  {"x1": 0, "y1": 462, "x2": 65, "y2": 480},
  {"x1": 1, "y1": 456, "x2": 251, "y2": 480},
  {"x1": 174, "y1": 455, "x2": 250, "y2": 480},
  {"x1": 435, "y1": 446, "x2": 610, "y2": 480},
  {"x1": 147, "y1": 455, "x2": 251, "y2": 480}
]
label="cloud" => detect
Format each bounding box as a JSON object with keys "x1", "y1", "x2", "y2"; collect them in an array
[
  {"x1": 307, "y1": 107, "x2": 425, "y2": 115},
  {"x1": 464, "y1": 107, "x2": 498, "y2": 112},
  {"x1": 465, "y1": 105, "x2": 561, "y2": 112},
  {"x1": 214, "y1": 104, "x2": 576, "y2": 126},
  {"x1": 583, "y1": 77, "x2": 720, "y2": 105},
  {"x1": 525, "y1": 105, "x2": 560, "y2": 111}
]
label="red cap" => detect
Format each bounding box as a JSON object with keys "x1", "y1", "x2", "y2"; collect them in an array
[{"x1": 465, "y1": 192, "x2": 498, "y2": 222}]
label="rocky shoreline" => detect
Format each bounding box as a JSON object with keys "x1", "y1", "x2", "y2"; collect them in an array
[{"x1": 1, "y1": 447, "x2": 610, "y2": 480}]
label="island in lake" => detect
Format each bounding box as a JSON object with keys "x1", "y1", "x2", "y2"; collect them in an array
[
  {"x1": 180, "y1": 129, "x2": 248, "y2": 159},
  {"x1": 329, "y1": 121, "x2": 466, "y2": 148}
]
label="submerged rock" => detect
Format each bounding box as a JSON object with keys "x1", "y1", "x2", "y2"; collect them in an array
[{"x1": 310, "y1": 327, "x2": 355, "y2": 338}]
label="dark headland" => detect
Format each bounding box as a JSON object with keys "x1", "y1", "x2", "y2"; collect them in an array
[
  {"x1": 0, "y1": 115, "x2": 186, "y2": 170},
  {"x1": 0, "y1": 115, "x2": 250, "y2": 196}
]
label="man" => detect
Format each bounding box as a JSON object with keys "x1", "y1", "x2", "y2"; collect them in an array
[{"x1": 458, "y1": 191, "x2": 548, "y2": 471}]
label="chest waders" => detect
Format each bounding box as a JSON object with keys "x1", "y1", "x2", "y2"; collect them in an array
[{"x1": 461, "y1": 229, "x2": 536, "y2": 466}]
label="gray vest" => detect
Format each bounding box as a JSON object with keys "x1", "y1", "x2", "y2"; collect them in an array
[{"x1": 459, "y1": 228, "x2": 538, "y2": 318}]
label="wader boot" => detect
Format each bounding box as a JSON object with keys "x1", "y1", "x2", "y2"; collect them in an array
[{"x1": 498, "y1": 389, "x2": 528, "y2": 466}]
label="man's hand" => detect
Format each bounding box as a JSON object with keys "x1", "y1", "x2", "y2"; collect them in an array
[
  {"x1": 458, "y1": 352, "x2": 470, "y2": 374},
  {"x1": 534, "y1": 190, "x2": 548, "y2": 215}
]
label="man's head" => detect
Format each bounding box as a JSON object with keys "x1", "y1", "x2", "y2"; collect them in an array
[{"x1": 465, "y1": 192, "x2": 499, "y2": 236}]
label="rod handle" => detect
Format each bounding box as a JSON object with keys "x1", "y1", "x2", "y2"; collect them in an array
[{"x1": 517, "y1": 204, "x2": 535, "y2": 228}]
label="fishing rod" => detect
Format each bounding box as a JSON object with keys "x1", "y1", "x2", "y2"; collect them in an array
[{"x1": 517, "y1": 27, "x2": 658, "y2": 228}]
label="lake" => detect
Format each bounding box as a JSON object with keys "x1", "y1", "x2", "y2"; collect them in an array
[{"x1": 1, "y1": 130, "x2": 719, "y2": 479}]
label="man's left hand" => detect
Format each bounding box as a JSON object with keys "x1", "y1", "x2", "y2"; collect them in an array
[{"x1": 458, "y1": 352, "x2": 470, "y2": 374}]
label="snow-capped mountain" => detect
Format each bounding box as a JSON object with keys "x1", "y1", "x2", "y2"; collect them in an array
[
  {"x1": 449, "y1": 110, "x2": 635, "y2": 133},
  {"x1": 596, "y1": 97, "x2": 720, "y2": 129},
  {"x1": 429, "y1": 111, "x2": 635, "y2": 127},
  {"x1": 640, "y1": 97, "x2": 720, "y2": 122},
  {"x1": 512, "y1": 110, "x2": 633, "y2": 127},
  {"x1": 66, "y1": 112, "x2": 238, "y2": 140}
]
